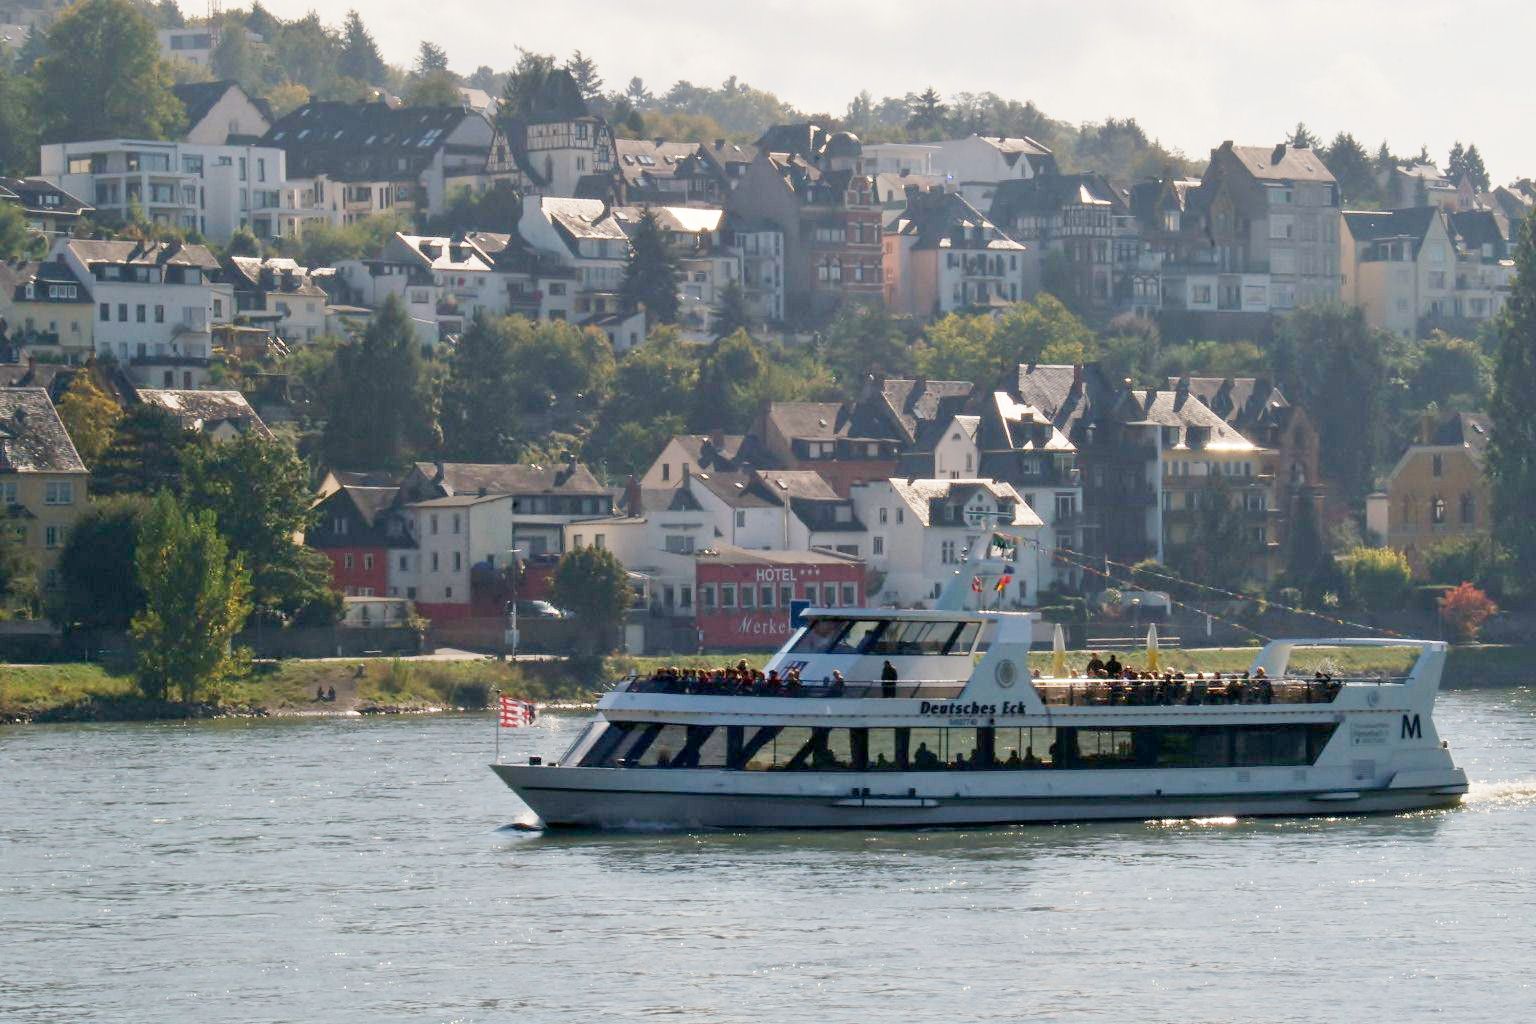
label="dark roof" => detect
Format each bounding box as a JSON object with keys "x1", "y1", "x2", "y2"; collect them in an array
[
  {"x1": 755, "y1": 469, "x2": 840, "y2": 502},
  {"x1": 3, "y1": 260, "x2": 89, "y2": 304},
  {"x1": 1342, "y1": 207, "x2": 1439, "y2": 253},
  {"x1": 262, "y1": 101, "x2": 479, "y2": 181},
  {"x1": 1014, "y1": 363, "x2": 1255, "y2": 451},
  {"x1": 65, "y1": 239, "x2": 219, "y2": 270},
  {"x1": 764, "y1": 400, "x2": 897, "y2": 443},
  {"x1": 665, "y1": 434, "x2": 760, "y2": 474},
  {"x1": 172, "y1": 80, "x2": 271, "y2": 130},
  {"x1": 340, "y1": 485, "x2": 401, "y2": 528},
  {"x1": 688, "y1": 470, "x2": 779, "y2": 509},
  {"x1": 878, "y1": 378, "x2": 976, "y2": 445},
  {"x1": 412, "y1": 461, "x2": 606, "y2": 497},
  {"x1": 1216, "y1": 141, "x2": 1336, "y2": 184},
  {"x1": 134, "y1": 389, "x2": 273, "y2": 439},
  {"x1": 989, "y1": 173, "x2": 1125, "y2": 226},
  {"x1": 0, "y1": 176, "x2": 93, "y2": 217},
  {"x1": 1448, "y1": 210, "x2": 1509, "y2": 258},
  {"x1": 1428, "y1": 412, "x2": 1492, "y2": 455},
  {"x1": 0, "y1": 388, "x2": 87, "y2": 474},
  {"x1": 1168, "y1": 377, "x2": 1290, "y2": 430},
  {"x1": 330, "y1": 469, "x2": 402, "y2": 488},
  {"x1": 887, "y1": 190, "x2": 1025, "y2": 252}
]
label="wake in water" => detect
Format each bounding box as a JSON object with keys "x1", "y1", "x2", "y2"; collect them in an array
[{"x1": 1464, "y1": 779, "x2": 1536, "y2": 809}]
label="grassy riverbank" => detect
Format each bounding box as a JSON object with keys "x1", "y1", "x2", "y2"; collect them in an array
[{"x1": 2, "y1": 645, "x2": 1530, "y2": 723}]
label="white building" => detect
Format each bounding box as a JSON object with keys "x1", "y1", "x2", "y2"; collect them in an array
[
  {"x1": 849, "y1": 477, "x2": 1050, "y2": 608},
  {"x1": 564, "y1": 487, "x2": 716, "y2": 618},
  {"x1": 882, "y1": 189, "x2": 1034, "y2": 317},
  {"x1": 931, "y1": 135, "x2": 1057, "y2": 211},
  {"x1": 40, "y1": 138, "x2": 299, "y2": 243},
  {"x1": 388, "y1": 493, "x2": 514, "y2": 619},
  {"x1": 55, "y1": 238, "x2": 228, "y2": 388},
  {"x1": 515, "y1": 195, "x2": 646, "y2": 347}
]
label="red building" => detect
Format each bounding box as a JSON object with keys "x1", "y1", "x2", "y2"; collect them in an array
[
  {"x1": 308, "y1": 484, "x2": 408, "y2": 597},
  {"x1": 694, "y1": 545, "x2": 865, "y2": 650}
]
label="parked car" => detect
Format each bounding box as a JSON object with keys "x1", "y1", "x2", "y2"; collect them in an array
[{"x1": 515, "y1": 599, "x2": 571, "y2": 620}]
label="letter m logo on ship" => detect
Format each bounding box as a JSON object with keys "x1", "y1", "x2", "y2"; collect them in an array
[{"x1": 1401, "y1": 713, "x2": 1422, "y2": 740}]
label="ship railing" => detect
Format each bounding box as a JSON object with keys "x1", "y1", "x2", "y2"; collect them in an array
[
  {"x1": 1032, "y1": 675, "x2": 1411, "y2": 707},
  {"x1": 612, "y1": 677, "x2": 968, "y2": 700}
]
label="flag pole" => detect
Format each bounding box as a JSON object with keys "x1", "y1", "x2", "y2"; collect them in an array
[{"x1": 493, "y1": 688, "x2": 501, "y2": 764}]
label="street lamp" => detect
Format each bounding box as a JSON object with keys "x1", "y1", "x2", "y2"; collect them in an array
[{"x1": 504, "y1": 545, "x2": 528, "y2": 659}]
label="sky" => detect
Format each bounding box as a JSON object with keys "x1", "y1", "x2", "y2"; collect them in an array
[{"x1": 255, "y1": 0, "x2": 1536, "y2": 182}]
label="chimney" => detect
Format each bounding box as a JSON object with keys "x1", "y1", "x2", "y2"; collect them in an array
[
  {"x1": 1420, "y1": 409, "x2": 1436, "y2": 445},
  {"x1": 1271, "y1": 143, "x2": 1286, "y2": 165},
  {"x1": 622, "y1": 475, "x2": 643, "y2": 515},
  {"x1": 432, "y1": 460, "x2": 445, "y2": 485},
  {"x1": 1070, "y1": 364, "x2": 1084, "y2": 395},
  {"x1": 709, "y1": 430, "x2": 725, "y2": 451},
  {"x1": 653, "y1": 137, "x2": 665, "y2": 147}
]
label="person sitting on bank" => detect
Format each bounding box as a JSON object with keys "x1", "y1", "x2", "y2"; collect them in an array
[
  {"x1": 881, "y1": 660, "x2": 899, "y2": 698},
  {"x1": 326, "y1": 685, "x2": 336, "y2": 702},
  {"x1": 316, "y1": 685, "x2": 326, "y2": 702},
  {"x1": 1086, "y1": 652, "x2": 1106, "y2": 677}
]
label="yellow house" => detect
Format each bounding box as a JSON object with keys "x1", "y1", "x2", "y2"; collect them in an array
[
  {"x1": 1366, "y1": 412, "x2": 1491, "y2": 571},
  {"x1": 0, "y1": 388, "x2": 89, "y2": 593},
  {"x1": 0, "y1": 260, "x2": 95, "y2": 362}
]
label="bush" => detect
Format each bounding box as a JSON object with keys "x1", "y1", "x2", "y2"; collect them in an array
[
  {"x1": 1413, "y1": 585, "x2": 1454, "y2": 614},
  {"x1": 1439, "y1": 583, "x2": 1497, "y2": 642},
  {"x1": 1339, "y1": 546, "x2": 1412, "y2": 612},
  {"x1": 1423, "y1": 535, "x2": 1510, "y2": 597}
]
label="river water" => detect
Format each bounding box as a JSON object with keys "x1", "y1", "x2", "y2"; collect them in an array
[{"x1": 3, "y1": 690, "x2": 1535, "y2": 1024}]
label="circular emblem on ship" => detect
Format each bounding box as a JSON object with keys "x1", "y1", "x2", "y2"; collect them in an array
[{"x1": 995, "y1": 659, "x2": 1018, "y2": 688}]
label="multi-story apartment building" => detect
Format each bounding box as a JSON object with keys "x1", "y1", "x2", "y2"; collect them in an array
[
  {"x1": 1445, "y1": 210, "x2": 1517, "y2": 329},
  {"x1": 0, "y1": 258, "x2": 94, "y2": 361},
  {"x1": 221, "y1": 255, "x2": 330, "y2": 346},
  {"x1": 930, "y1": 135, "x2": 1058, "y2": 211},
  {"x1": 723, "y1": 215, "x2": 785, "y2": 324},
  {"x1": 261, "y1": 101, "x2": 514, "y2": 227},
  {"x1": 612, "y1": 206, "x2": 738, "y2": 337},
  {"x1": 0, "y1": 176, "x2": 93, "y2": 238},
  {"x1": 1366, "y1": 412, "x2": 1492, "y2": 572},
  {"x1": 726, "y1": 125, "x2": 882, "y2": 324},
  {"x1": 55, "y1": 239, "x2": 226, "y2": 388},
  {"x1": 1340, "y1": 207, "x2": 1454, "y2": 338},
  {"x1": 40, "y1": 138, "x2": 296, "y2": 242},
  {"x1": 883, "y1": 188, "x2": 1035, "y2": 317},
  {"x1": 514, "y1": 195, "x2": 644, "y2": 346},
  {"x1": 399, "y1": 460, "x2": 614, "y2": 559},
  {"x1": 1161, "y1": 142, "x2": 1341, "y2": 338},
  {"x1": 0, "y1": 388, "x2": 87, "y2": 593},
  {"x1": 755, "y1": 400, "x2": 904, "y2": 498}
]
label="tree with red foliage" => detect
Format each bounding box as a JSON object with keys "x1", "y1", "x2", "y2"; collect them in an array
[{"x1": 1438, "y1": 582, "x2": 1498, "y2": 643}]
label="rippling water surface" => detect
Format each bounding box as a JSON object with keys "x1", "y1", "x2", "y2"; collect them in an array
[{"x1": 3, "y1": 690, "x2": 1535, "y2": 1023}]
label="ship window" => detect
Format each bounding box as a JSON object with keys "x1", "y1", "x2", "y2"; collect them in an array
[
  {"x1": 579, "y1": 722, "x2": 639, "y2": 766},
  {"x1": 865, "y1": 620, "x2": 972, "y2": 656},
  {"x1": 789, "y1": 618, "x2": 852, "y2": 654}
]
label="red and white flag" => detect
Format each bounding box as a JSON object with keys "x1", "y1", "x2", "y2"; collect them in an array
[{"x1": 498, "y1": 695, "x2": 535, "y2": 728}]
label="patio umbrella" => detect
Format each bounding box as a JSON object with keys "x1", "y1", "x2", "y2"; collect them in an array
[
  {"x1": 1051, "y1": 622, "x2": 1067, "y2": 678},
  {"x1": 1146, "y1": 623, "x2": 1160, "y2": 673}
]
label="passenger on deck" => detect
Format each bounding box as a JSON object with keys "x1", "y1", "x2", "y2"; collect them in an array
[
  {"x1": 1005, "y1": 748, "x2": 1022, "y2": 767},
  {"x1": 1104, "y1": 654, "x2": 1123, "y2": 678},
  {"x1": 829, "y1": 670, "x2": 846, "y2": 697},
  {"x1": 1023, "y1": 747, "x2": 1040, "y2": 767},
  {"x1": 881, "y1": 660, "x2": 899, "y2": 698},
  {"x1": 913, "y1": 742, "x2": 940, "y2": 769},
  {"x1": 875, "y1": 752, "x2": 891, "y2": 769},
  {"x1": 1086, "y1": 652, "x2": 1106, "y2": 677}
]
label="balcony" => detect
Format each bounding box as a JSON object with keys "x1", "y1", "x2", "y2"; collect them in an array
[{"x1": 130, "y1": 354, "x2": 210, "y2": 368}]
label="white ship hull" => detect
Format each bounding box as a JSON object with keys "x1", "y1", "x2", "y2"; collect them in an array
[{"x1": 493, "y1": 763, "x2": 1468, "y2": 829}]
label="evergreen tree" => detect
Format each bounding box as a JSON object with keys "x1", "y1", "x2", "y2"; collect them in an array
[
  {"x1": 1488, "y1": 212, "x2": 1536, "y2": 576},
  {"x1": 624, "y1": 76, "x2": 653, "y2": 107},
  {"x1": 905, "y1": 87, "x2": 947, "y2": 136},
  {"x1": 1447, "y1": 141, "x2": 1467, "y2": 181},
  {"x1": 440, "y1": 312, "x2": 522, "y2": 461},
  {"x1": 321, "y1": 294, "x2": 437, "y2": 468},
  {"x1": 337, "y1": 10, "x2": 386, "y2": 84},
  {"x1": 1322, "y1": 131, "x2": 1378, "y2": 205},
  {"x1": 1290, "y1": 121, "x2": 1320, "y2": 149},
  {"x1": 1464, "y1": 144, "x2": 1490, "y2": 192},
  {"x1": 210, "y1": 19, "x2": 260, "y2": 92},
  {"x1": 32, "y1": 0, "x2": 186, "y2": 143},
  {"x1": 131, "y1": 493, "x2": 252, "y2": 703},
  {"x1": 244, "y1": 2, "x2": 281, "y2": 40},
  {"x1": 91, "y1": 404, "x2": 202, "y2": 497},
  {"x1": 55, "y1": 369, "x2": 122, "y2": 468},
  {"x1": 500, "y1": 49, "x2": 557, "y2": 118},
  {"x1": 620, "y1": 208, "x2": 680, "y2": 325},
  {"x1": 563, "y1": 50, "x2": 603, "y2": 102},
  {"x1": 181, "y1": 433, "x2": 338, "y2": 622},
  {"x1": 711, "y1": 279, "x2": 751, "y2": 339},
  {"x1": 0, "y1": 60, "x2": 38, "y2": 175},
  {"x1": 416, "y1": 41, "x2": 449, "y2": 75},
  {"x1": 694, "y1": 329, "x2": 768, "y2": 433}
]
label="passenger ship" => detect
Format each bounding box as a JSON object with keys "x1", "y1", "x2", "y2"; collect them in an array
[{"x1": 492, "y1": 567, "x2": 1468, "y2": 830}]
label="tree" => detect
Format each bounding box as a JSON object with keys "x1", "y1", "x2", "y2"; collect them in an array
[
  {"x1": 0, "y1": 202, "x2": 41, "y2": 262},
  {"x1": 245, "y1": 2, "x2": 281, "y2": 40},
  {"x1": 262, "y1": 81, "x2": 310, "y2": 119},
  {"x1": 270, "y1": 13, "x2": 340, "y2": 95},
  {"x1": 1447, "y1": 141, "x2": 1467, "y2": 182},
  {"x1": 130, "y1": 493, "x2": 252, "y2": 703},
  {"x1": 551, "y1": 545, "x2": 630, "y2": 655},
  {"x1": 91, "y1": 404, "x2": 202, "y2": 497},
  {"x1": 1272, "y1": 303, "x2": 1392, "y2": 500},
  {"x1": 55, "y1": 369, "x2": 122, "y2": 468},
  {"x1": 224, "y1": 226, "x2": 261, "y2": 258},
  {"x1": 500, "y1": 49, "x2": 558, "y2": 118},
  {"x1": 712, "y1": 279, "x2": 751, "y2": 339},
  {"x1": 321, "y1": 294, "x2": 438, "y2": 468},
  {"x1": 624, "y1": 76, "x2": 654, "y2": 107},
  {"x1": 563, "y1": 50, "x2": 603, "y2": 102},
  {"x1": 54, "y1": 495, "x2": 150, "y2": 631},
  {"x1": 819, "y1": 303, "x2": 914, "y2": 391},
  {"x1": 1322, "y1": 131, "x2": 1378, "y2": 206},
  {"x1": 1340, "y1": 546, "x2": 1412, "y2": 612},
  {"x1": 1409, "y1": 333, "x2": 1490, "y2": 409},
  {"x1": 1167, "y1": 477, "x2": 1257, "y2": 588},
  {"x1": 440, "y1": 312, "x2": 522, "y2": 461},
  {"x1": 210, "y1": 20, "x2": 260, "y2": 92},
  {"x1": 406, "y1": 70, "x2": 461, "y2": 107},
  {"x1": 620, "y1": 208, "x2": 680, "y2": 325},
  {"x1": 337, "y1": 10, "x2": 386, "y2": 84},
  {"x1": 415, "y1": 41, "x2": 449, "y2": 75},
  {"x1": 1290, "y1": 122, "x2": 1320, "y2": 149},
  {"x1": 694, "y1": 330, "x2": 769, "y2": 433},
  {"x1": 905, "y1": 87, "x2": 947, "y2": 136},
  {"x1": 1423, "y1": 534, "x2": 1510, "y2": 598},
  {"x1": 1487, "y1": 210, "x2": 1536, "y2": 577},
  {"x1": 1463, "y1": 144, "x2": 1490, "y2": 193},
  {"x1": 32, "y1": 0, "x2": 185, "y2": 143},
  {"x1": 0, "y1": 60, "x2": 38, "y2": 175},
  {"x1": 1438, "y1": 582, "x2": 1497, "y2": 642},
  {"x1": 0, "y1": 518, "x2": 36, "y2": 615},
  {"x1": 181, "y1": 433, "x2": 338, "y2": 621}
]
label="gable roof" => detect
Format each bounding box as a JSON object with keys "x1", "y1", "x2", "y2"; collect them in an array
[
  {"x1": 687, "y1": 469, "x2": 779, "y2": 509},
  {"x1": 1166, "y1": 377, "x2": 1293, "y2": 436},
  {"x1": 887, "y1": 190, "x2": 1025, "y2": 252},
  {"x1": 877, "y1": 378, "x2": 976, "y2": 445},
  {"x1": 989, "y1": 173, "x2": 1125, "y2": 226},
  {"x1": 134, "y1": 389, "x2": 274, "y2": 439},
  {"x1": 1218, "y1": 141, "x2": 1335, "y2": 184},
  {"x1": 886, "y1": 477, "x2": 1043, "y2": 528},
  {"x1": 0, "y1": 176, "x2": 93, "y2": 218},
  {"x1": 412, "y1": 461, "x2": 606, "y2": 497},
  {"x1": 172, "y1": 80, "x2": 272, "y2": 131},
  {"x1": 755, "y1": 469, "x2": 841, "y2": 502},
  {"x1": 64, "y1": 238, "x2": 219, "y2": 270},
  {"x1": 613, "y1": 139, "x2": 706, "y2": 186},
  {"x1": 1342, "y1": 207, "x2": 1441, "y2": 254},
  {"x1": 1014, "y1": 363, "x2": 1258, "y2": 451},
  {"x1": 0, "y1": 388, "x2": 87, "y2": 475},
  {"x1": 764, "y1": 400, "x2": 898, "y2": 444}
]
